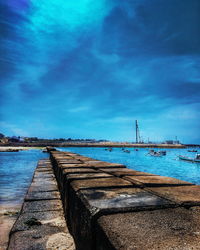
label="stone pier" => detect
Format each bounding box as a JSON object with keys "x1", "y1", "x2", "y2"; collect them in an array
[
  {"x1": 8, "y1": 159, "x2": 75, "y2": 250},
  {"x1": 8, "y1": 149, "x2": 200, "y2": 250}
]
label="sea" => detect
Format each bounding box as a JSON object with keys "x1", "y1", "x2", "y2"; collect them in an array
[{"x1": 0, "y1": 147, "x2": 200, "y2": 207}]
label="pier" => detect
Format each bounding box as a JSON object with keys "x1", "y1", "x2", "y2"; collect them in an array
[{"x1": 8, "y1": 148, "x2": 200, "y2": 249}]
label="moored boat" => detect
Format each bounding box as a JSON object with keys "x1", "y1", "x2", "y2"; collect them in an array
[{"x1": 179, "y1": 154, "x2": 200, "y2": 163}]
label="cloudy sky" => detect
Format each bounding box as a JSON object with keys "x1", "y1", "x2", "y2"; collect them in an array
[{"x1": 0, "y1": 0, "x2": 200, "y2": 143}]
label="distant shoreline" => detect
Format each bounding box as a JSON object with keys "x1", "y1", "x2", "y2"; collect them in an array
[{"x1": 0, "y1": 143, "x2": 195, "y2": 149}]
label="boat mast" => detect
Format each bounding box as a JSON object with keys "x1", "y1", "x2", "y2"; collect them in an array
[{"x1": 135, "y1": 120, "x2": 139, "y2": 143}]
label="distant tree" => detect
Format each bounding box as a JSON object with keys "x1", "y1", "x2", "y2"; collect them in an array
[{"x1": 0, "y1": 133, "x2": 5, "y2": 139}]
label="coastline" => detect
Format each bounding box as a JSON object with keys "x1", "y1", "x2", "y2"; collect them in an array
[
  {"x1": 0, "y1": 143, "x2": 187, "y2": 149},
  {"x1": 0, "y1": 203, "x2": 21, "y2": 250},
  {"x1": 0, "y1": 146, "x2": 43, "y2": 152}
]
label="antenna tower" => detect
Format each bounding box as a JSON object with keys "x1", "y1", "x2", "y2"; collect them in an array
[{"x1": 135, "y1": 120, "x2": 139, "y2": 143}]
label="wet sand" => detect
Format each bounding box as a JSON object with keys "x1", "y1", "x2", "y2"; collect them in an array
[{"x1": 0, "y1": 204, "x2": 21, "y2": 250}]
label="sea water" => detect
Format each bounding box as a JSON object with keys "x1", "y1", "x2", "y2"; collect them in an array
[
  {"x1": 58, "y1": 147, "x2": 200, "y2": 185},
  {"x1": 0, "y1": 150, "x2": 44, "y2": 206}
]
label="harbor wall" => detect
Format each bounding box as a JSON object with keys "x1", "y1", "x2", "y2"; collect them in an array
[
  {"x1": 49, "y1": 149, "x2": 200, "y2": 250},
  {"x1": 8, "y1": 148, "x2": 200, "y2": 249}
]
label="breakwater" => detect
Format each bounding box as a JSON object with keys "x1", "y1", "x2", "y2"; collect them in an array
[{"x1": 8, "y1": 149, "x2": 200, "y2": 249}]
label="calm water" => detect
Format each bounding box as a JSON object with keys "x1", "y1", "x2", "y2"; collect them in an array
[
  {"x1": 0, "y1": 150, "x2": 44, "y2": 206},
  {"x1": 59, "y1": 147, "x2": 200, "y2": 185},
  {"x1": 0, "y1": 147, "x2": 200, "y2": 207}
]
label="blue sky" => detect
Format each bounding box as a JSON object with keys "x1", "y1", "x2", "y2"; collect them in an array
[{"x1": 0, "y1": 0, "x2": 200, "y2": 143}]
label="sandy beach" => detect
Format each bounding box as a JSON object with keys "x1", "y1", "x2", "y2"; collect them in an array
[
  {"x1": 0, "y1": 146, "x2": 43, "y2": 152},
  {"x1": 0, "y1": 204, "x2": 21, "y2": 250}
]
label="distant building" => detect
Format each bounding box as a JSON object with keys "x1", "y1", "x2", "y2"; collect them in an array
[{"x1": 165, "y1": 140, "x2": 180, "y2": 144}]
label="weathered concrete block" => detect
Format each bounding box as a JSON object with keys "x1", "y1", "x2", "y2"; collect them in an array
[
  {"x1": 71, "y1": 177, "x2": 132, "y2": 191},
  {"x1": 9, "y1": 210, "x2": 75, "y2": 250},
  {"x1": 96, "y1": 207, "x2": 200, "y2": 250},
  {"x1": 72, "y1": 156, "x2": 95, "y2": 161},
  {"x1": 80, "y1": 187, "x2": 173, "y2": 211},
  {"x1": 68, "y1": 185, "x2": 173, "y2": 250},
  {"x1": 67, "y1": 178, "x2": 135, "y2": 250},
  {"x1": 28, "y1": 181, "x2": 58, "y2": 192},
  {"x1": 11, "y1": 210, "x2": 67, "y2": 233},
  {"x1": 35, "y1": 168, "x2": 53, "y2": 173},
  {"x1": 57, "y1": 159, "x2": 83, "y2": 164},
  {"x1": 25, "y1": 191, "x2": 61, "y2": 201},
  {"x1": 22, "y1": 200, "x2": 63, "y2": 213},
  {"x1": 58, "y1": 168, "x2": 99, "y2": 194},
  {"x1": 85, "y1": 161, "x2": 126, "y2": 169},
  {"x1": 61, "y1": 172, "x2": 113, "y2": 217},
  {"x1": 124, "y1": 175, "x2": 192, "y2": 187},
  {"x1": 33, "y1": 172, "x2": 55, "y2": 179},
  {"x1": 147, "y1": 185, "x2": 200, "y2": 206}
]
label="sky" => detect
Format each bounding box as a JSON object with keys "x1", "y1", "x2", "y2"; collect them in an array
[{"x1": 0, "y1": 0, "x2": 200, "y2": 143}]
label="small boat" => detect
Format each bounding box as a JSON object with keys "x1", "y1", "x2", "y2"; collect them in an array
[
  {"x1": 159, "y1": 151, "x2": 166, "y2": 156},
  {"x1": 148, "y1": 149, "x2": 161, "y2": 157},
  {"x1": 179, "y1": 154, "x2": 200, "y2": 163},
  {"x1": 124, "y1": 149, "x2": 130, "y2": 153},
  {"x1": 150, "y1": 151, "x2": 162, "y2": 157},
  {"x1": 188, "y1": 150, "x2": 198, "y2": 152}
]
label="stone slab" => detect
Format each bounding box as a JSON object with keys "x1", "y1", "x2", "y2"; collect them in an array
[
  {"x1": 57, "y1": 160, "x2": 83, "y2": 164},
  {"x1": 35, "y1": 168, "x2": 53, "y2": 173},
  {"x1": 66, "y1": 172, "x2": 112, "y2": 182},
  {"x1": 147, "y1": 185, "x2": 200, "y2": 205},
  {"x1": 81, "y1": 187, "x2": 173, "y2": 211},
  {"x1": 71, "y1": 177, "x2": 133, "y2": 191},
  {"x1": 11, "y1": 210, "x2": 67, "y2": 233},
  {"x1": 34, "y1": 172, "x2": 55, "y2": 179},
  {"x1": 59, "y1": 163, "x2": 94, "y2": 169},
  {"x1": 62, "y1": 168, "x2": 98, "y2": 175},
  {"x1": 106, "y1": 169, "x2": 158, "y2": 177},
  {"x1": 85, "y1": 161, "x2": 126, "y2": 168},
  {"x1": 22, "y1": 200, "x2": 63, "y2": 213},
  {"x1": 124, "y1": 175, "x2": 192, "y2": 187},
  {"x1": 96, "y1": 207, "x2": 200, "y2": 250},
  {"x1": 28, "y1": 182, "x2": 58, "y2": 192},
  {"x1": 9, "y1": 210, "x2": 75, "y2": 250},
  {"x1": 67, "y1": 186, "x2": 172, "y2": 250},
  {"x1": 73, "y1": 156, "x2": 94, "y2": 161},
  {"x1": 25, "y1": 191, "x2": 61, "y2": 201}
]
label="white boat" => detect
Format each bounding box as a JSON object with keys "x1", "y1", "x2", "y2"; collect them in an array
[{"x1": 179, "y1": 154, "x2": 200, "y2": 163}]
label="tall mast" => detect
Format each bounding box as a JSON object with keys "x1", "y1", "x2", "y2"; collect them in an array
[{"x1": 135, "y1": 120, "x2": 139, "y2": 143}]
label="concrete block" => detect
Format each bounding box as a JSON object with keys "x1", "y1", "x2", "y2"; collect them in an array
[
  {"x1": 33, "y1": 172, "x2": 55, "y2": 179},
  {"x1": 96, "y1": 207, "x2": 200, "y2": 250},
  {"x1": 22, "y1": 199, "x2": 63, "y2": 213},
  {"x1": 101, "y1": 168, "x2": 157, "y2": 177},
  {"x1": 9, "y1": 210, "x2": 75, "y2": 250},
  {"x1": 28, "y1": 182, "x2": 58, "y2": 192},
  {"x1": 25, "y1": 191, "x2": 61, "y2": 201},
  {"x1": 147, "y1": 185, "x2": 200, "y2": 206},
  {"x1": 124, "y1": 175, "x2": 192, "y2": 187},
  {"x1": 68, "y1": 185, "x2": 173, "y2": 250},
  {"x1": 11, "y1": 210, "x2": 66, "y2": 233},
  {"x1": 71, "y1": 177, "x2": 132, "y2": 192},
  {"x1": 86, "y1": 161, "x2": 126, "y2": 168}
]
